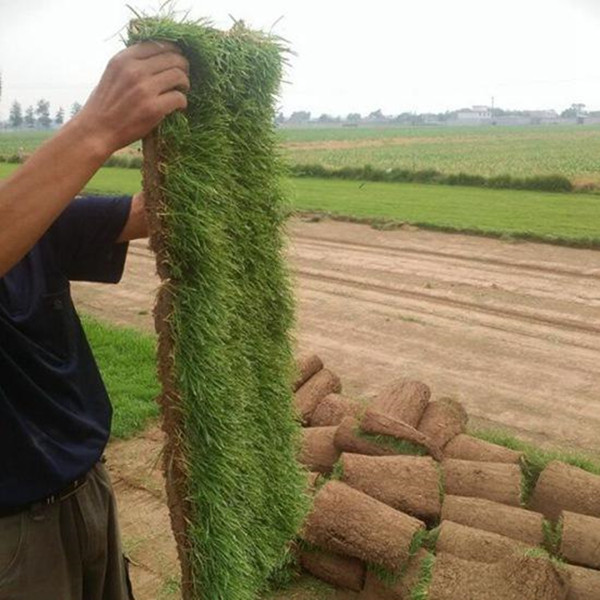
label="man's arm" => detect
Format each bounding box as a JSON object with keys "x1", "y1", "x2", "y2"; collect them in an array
[
  {"x1": 117, "y1": 192, "x2": 149, "y2": 243},
  {"x1": 0, "y1": 41, "x2": 189, "y2": 277}
]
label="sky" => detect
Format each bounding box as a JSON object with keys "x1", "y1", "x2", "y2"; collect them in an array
[{"x1": 1, "y1": 0, "x2": 600, "y2": 121}]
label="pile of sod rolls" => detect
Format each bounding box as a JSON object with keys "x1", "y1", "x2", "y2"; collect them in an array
[
  {"x1": 130, "y1": 18, "x2": 308, "y2": 600},
  {"x1": 295, "y1": 354, "x2": 600, "y2": 600}
]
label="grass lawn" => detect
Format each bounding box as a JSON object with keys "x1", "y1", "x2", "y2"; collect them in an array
[
  {"x1": 2, "y1": 163, "x2": 599, "y2": 246},
  {"x1": 82, "y1": 314, "x2": 159, "y2": 439}
]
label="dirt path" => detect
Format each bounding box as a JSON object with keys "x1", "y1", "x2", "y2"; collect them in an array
[{"x1": 75, "y1": 217, "x2": 600, "y2": 457}]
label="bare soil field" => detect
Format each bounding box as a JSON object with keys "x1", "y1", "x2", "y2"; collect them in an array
[
  {"x1": 74, "y1": 217, "x2": 600, "y2": 456},
  {"x1": 80, "y1": 219, "x2": 600, "y2": 598}
]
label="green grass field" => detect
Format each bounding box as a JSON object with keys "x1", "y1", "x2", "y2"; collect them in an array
[
  {"x1": 3, "y1": 124, "x2": 600, "y2": 185},
  {"x1": 280, "y1": 124, "x2": 600, "y2": 185},
  {"x1": 2, "y1": 162, "x2": 599, "y2": 246}
]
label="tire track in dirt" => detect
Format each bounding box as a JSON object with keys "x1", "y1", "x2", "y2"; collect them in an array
[{"x1": 73, "y1": 218, "x2": 600, "y2": 456}]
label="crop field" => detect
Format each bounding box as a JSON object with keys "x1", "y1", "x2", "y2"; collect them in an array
[
  {"x1": 280, "y1": 124, "x2": 600, "y2": 186},
  {"x1": 3, "y1": 124, "x2": 600, "y2": 186}
]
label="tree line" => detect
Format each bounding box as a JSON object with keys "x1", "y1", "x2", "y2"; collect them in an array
[{"x1": 6, "y1": 100, "x2": 83, "y2": 129}]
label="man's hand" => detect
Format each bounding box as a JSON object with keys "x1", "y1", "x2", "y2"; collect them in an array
[
  {"x1": 0, "y1": 42, "x2": 189, "y2": 277},
  {"x1": 75, "y1": 42, "x2": 190, "y2": 155}
]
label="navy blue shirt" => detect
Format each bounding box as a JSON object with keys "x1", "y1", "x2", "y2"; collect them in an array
[{"x1": 0, "y1": 195, "x2": 132, "y2": 509}]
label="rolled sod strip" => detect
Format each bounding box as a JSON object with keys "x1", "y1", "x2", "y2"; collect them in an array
[
  {"x1": 334, "y1": 417, "x2": 399, "y2": 456},
  {"x1": 370, "y1": 378, "x2": 431, "y2": 427},
  {"x1": 565, "y1": 564, "x2": 600, "y2": 600},
  {"x1": 418, "y1": 398, "x2": 468, "y2": 450},
  {"x1": 341, "y1": 453, "x2": 442, "y2": 522},
  {"x1": 295, "y1": 368, "x2": 342, "y2": 424},
  {"x1": 444, "y1": 434, "x2": 524, "y2": 464},
  {"x1": 299, "y1": 426, "x2": 341, "y2": 474},
  {"x1": 426, "y1": 553, "x2": 569, "y2": 600},
  {"x1": 299, "y1": 548, "x2": 365, "y2": 592},
  {"x1": 132, "y1": 18, "x2": 307, "y2": 599},
  {"x1": 358, "y1": 549, "x2": 431, "y2": 600},
  {"x1": 560, "y1": 511, "x2": 600, "y2": 569},
  {"x1": 442, "y1": 458, "x2": 523, "y2": 507},
  {"x1": 360, "y1": 409, "x2": 443, "y2": 460},
  {"x1": 531, "y1": 461, "x2": 600, "y2": 520},
  {"x1": 294, "y1": 354, "x2": 324, "y2": 392},
  {"x1": 303, "y1": 481, "x2": 425, "y2": 572},
  {"x1": 436, "y1": 521, "x2": 530, "y2": 563},
  {"x1": 441, "y1": 495, "x2": 545, "y2": 545},
  {"x1": 310, "y1": 393, "x2": 364, "y2": 427}
]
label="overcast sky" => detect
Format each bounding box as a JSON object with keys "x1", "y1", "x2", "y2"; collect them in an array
[{"x1": 1, "y1": 0, "x2": 600, "y2": 120}]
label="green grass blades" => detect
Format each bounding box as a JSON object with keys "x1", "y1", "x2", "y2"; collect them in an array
[
  {"x1": 81, "y1": 315, "x2": 159, "y2": 438},
  {"x1": 129, "y1": 16, "x2": 308, "y2": 600}
]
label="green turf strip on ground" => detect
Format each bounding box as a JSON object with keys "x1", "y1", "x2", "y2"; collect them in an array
[
  {"x1": 3, "y1": 162, "x2": 598, "y2": 246},
  {"x1": 81, "y1": 314, "x2": 159, "y2": 439}
]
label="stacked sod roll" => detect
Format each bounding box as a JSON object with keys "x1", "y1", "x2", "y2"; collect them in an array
[
  {"x1": 131, "y1": 18, "x2": 308, "y2": 600},
  {"x1": 295, "y1": 354, "x2": 600, "y2": 599}
]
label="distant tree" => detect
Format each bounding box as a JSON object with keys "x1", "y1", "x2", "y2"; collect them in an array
[
  {"x1": 24, "y1": 105, "x2": 35, "y2": 128},
  {"x1": 561, "y1": 103, "x2": 586, "y2": 118},
  {"x1": 70, "y1": 101, "x2": 83, "y2": 118},
  {"x1": 9, "y1": 101, "x2": 23, "y2": 128},
  {"x1": 275, "y1": 112, "x2": 286, "y2": 125},
  {"x1": 368, "y1": 109, "x2": 385, "y2": 121},
  {"x1": 288, "y1": 110, "x2": 311, "y2": 123},
  {"x1": 317, "y1": 113, "x2": 336, "y2": 123},
  {"x1": 35, "y1": 99, "x2": 51, "y2": 128},
  {"x1": 55, "y1": 107, "x2": 65, "y2": 127},
  {"x1": 346, "y1": 112, "x2": 361, "y2": 122}
]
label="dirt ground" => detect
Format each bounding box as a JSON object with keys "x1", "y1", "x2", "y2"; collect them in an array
[
  {"x1": 74, "y1": 217, "x2": 600, "y2": 455},
  {"x1": 74, "y1": 218, "x2": 600, "y2": 598}
]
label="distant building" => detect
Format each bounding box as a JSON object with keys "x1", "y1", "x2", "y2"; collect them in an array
[{"x1": 456, "y1": 105, "x2": 492, "y2": 122}]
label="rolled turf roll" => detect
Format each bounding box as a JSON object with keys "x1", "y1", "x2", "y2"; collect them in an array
[
  {"x1": 441, "y1": 495, "x2": 544, "y2": 545},
  {"x1": 295, "y1": 369, "x2": 342, "y2": 424},
  {"x1": 442, "y1": 458, "x2": 523, "y2": 507},
  {"x1": 436, "y1": 521, "x2": 530, "y2": 563},
  {"x1": 360, "y1": 409, "x2": 443, "y2": 461},
  {"x1": 358, "y1": 549, "x2": 431, "y2": 600},
  {"x1": 530, "y1": 461, "x2": 600, "y2": 521},
  {"x1": 294, "y1": 354, "x2": 324, "y2": 392},
  {"x1": 299, "y1": 426, "x2": 341, "y2": 475},
  {"x1": 334, "y1": 417, "x2": 399, "y2": 457},
  {"x1": 299, "y1": 547, "x2": 365, "y2": 592},
  {"x1": 560, "y1": 511, "x2": 600, "y2": 570},
  {"x1": 444, "y1": 434, "x2": 523, "y2": 464},
  {"x1": 426, "y1": 553, "x2": 569, "y2": 600},
  {"x1": 310, "y1": 393, "x2": 365, "y2": 427},
  {"x1": 341, "y1": 453, "x2": 441, "y2": 522},
  {"x1": 370, "y1": 378, "x2": 431, "y2": 427},
  {"x1": 418, "y1": 398, "x2": 468, "y2": 450},
  {"x1": 565, "y1": 564, "x2": 600, "y2": 600},
  {"x1": 303, "y1": 481, "x2": 425, "y2": 572}
]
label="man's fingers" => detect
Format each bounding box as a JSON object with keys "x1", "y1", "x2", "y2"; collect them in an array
[
  {"x1": 157, "y1": 90, "x2": 188, "y2": 117},
  {"x1": 127, "y1": 40, "x2": 183, "y2": 60},
  {"x1": 152, "y1": 67, "x2": 191, "y2": 95},
  {"x1": 143, "y1": 51, "x2": 189, "y2": 76}
]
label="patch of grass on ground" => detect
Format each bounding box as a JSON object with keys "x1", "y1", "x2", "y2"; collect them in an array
[
  {"x1": 81, "y1": 314, "x2": 159, "y2": 439},
  {"x1": 2, "y1": 163, "x2": 600, "y2": 246}
]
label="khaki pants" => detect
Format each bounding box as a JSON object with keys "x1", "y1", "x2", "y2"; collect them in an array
[{"x1": 0, "y1": 462, "x2": 133, "y2": 600}]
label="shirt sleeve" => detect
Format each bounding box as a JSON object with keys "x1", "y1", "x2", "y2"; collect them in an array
[{"x1": 47, "y1": 195, "x2": 132, "y2": 283}]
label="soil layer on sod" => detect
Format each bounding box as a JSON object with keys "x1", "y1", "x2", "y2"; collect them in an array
[
  {"x1": 441, "y1": 495, "x2": 544, "y2": 545},
  {"x1": 341, "y1": 454, "x2": 441, "y2": 522},
  {"x1": 132, "y1": 17, "x2": 307, "y2": 599},
  {"x1": 370, "y1": 379, "x2": 431, "y2": 428}
]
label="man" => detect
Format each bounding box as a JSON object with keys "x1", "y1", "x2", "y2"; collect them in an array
[{"x1": 0, "y1": 41, "x2": 190, "y2": 599}]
